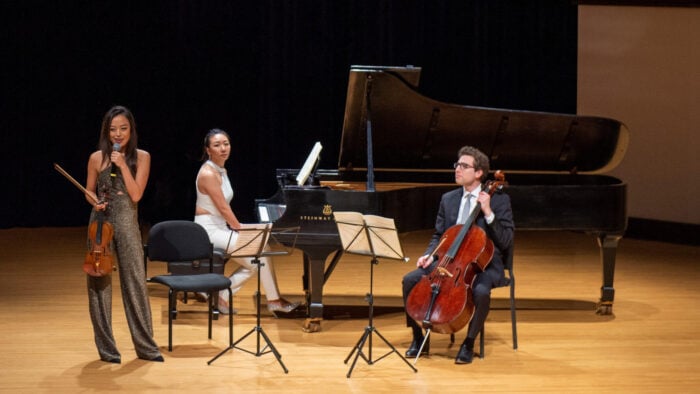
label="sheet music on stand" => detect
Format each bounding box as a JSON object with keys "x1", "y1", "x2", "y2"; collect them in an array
[
  {"x1": 224, "y1": 223, "x2": 273, "y2": 259},
  {"x1": 333, "y1": 211, "x2": 407, "y2": 261},
  {"x1": 222, "y1": 223, "x2": 300, "y2": 258},
  {"x1": 266, "y1": 225, "x2": 301, "y2": 257}
]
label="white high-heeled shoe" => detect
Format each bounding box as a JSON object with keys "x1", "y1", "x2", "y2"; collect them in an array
[{"x1": 267, "y1": 298, "x2": 301, "y2": 314}]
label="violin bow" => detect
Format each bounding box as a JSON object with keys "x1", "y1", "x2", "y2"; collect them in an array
[{"x1": 53, "y1": 163, "x2": 100, "y2": 205}]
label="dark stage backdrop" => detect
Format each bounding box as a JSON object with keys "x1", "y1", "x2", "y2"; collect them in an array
[{"x1": 1, "y1": 1, "x2": 577, "y2": 229}]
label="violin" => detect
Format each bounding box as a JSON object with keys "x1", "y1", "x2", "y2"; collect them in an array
[
  {"x1": 53, "y1": 163, "x2": 115, "y2": 277},
  {"x1": 84, "y1": 191, "x2": 115, "y2": 277},
  {"x1": 405, "y1": 171, "x2": 507, "y2": 334}
]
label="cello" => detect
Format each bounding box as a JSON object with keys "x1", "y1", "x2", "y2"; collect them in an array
[
  {"x1": 54, "y1": 163, "x2": 115, "y2": 276},
  {"x1": 405, "y1": 171, "x2": 507, "y2": 335}
]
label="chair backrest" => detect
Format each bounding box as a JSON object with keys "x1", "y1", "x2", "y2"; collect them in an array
[
  {"x1": 145, "y1": 220, "x2": 213, "y2": 263},
  {"x1": 504, "y1": 243, "x2": 514, "y2": 273},
  {"x1": 494, "y1": 243, "x2": 515, "y2": 288}
]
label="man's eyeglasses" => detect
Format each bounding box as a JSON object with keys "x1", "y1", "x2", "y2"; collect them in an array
[{"x1": 453, "y1": 162, "x2": 475, "y2": 170}]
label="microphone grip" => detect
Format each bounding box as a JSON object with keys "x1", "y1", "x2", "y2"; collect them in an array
[
  {"x1": 110, "y1": 143, "x2": 121, "y2": 181},
  {"x1": 110, "y1": 165, "x2": 119, "y2": 191}
]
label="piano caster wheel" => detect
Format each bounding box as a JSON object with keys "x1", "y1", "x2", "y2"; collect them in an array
[
  {"x1": 596, "y1": 302, "x2": 613, "y2": 315},
  {"x1": 302, "y1": 318, "x2": 322, "y2": 333}
]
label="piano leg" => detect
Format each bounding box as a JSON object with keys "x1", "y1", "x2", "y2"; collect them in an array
[
  {"x1": 300, "y1": 249, "x2": 343, "y2": 333},
  {"x1": 596, "y1": 233, "x2": 622, "y2": 315}
]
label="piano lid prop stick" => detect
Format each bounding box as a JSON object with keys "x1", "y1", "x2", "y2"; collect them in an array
[{"x1": 365, "y1": 74, "x2": 375, "y2": 192}]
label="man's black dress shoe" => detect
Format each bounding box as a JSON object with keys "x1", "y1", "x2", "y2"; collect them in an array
[
  {"x1": 405, "y1": 337, "x2": 430, "y2": 358},
  {"x1": 102, "y1": 357, "x2": 121, "y2": 364},
  {"x1": 455, "y1": 343, "x2": 474, "y2": 364}
]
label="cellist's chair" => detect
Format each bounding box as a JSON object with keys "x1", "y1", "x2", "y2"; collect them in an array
[
  {"x1": 451, "y1": 244, "x2": 518, "y2": 358},
  {"x1": 143, "y1": 220, "x2": 233, "y2": 352}
]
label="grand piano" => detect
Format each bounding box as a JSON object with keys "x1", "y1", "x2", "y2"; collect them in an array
[{"x1": 257, "y1": 65, "x2": 628, "y2": 332}]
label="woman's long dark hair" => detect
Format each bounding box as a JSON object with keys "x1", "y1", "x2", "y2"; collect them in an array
[{"x1": 98, "y1": 105, "x2": 138, "y2": 175}]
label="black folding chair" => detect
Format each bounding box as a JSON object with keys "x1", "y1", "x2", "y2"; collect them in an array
[{"x1": 143, "y1": 220, "x2": 233, "y2": 351}]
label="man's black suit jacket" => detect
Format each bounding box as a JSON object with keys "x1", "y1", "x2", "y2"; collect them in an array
[{"x1": 423, "y1": 186, "x2": 515, "y2": 280}]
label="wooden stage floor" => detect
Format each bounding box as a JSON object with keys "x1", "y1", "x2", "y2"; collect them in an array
[{"x1": 0, "y1": 226, "x2": 698, "y2": 393}]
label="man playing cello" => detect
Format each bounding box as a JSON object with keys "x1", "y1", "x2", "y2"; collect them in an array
[{"x1": 402, "y1": 145, "x2": 514, "y2": 364}]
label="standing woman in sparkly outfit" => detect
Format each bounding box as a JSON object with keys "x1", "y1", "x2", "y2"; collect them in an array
[{"x1": 84, "y1": 105, "x2": 163, "y2": 363}]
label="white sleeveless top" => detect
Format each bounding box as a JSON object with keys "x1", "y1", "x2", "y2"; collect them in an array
[{"x1": 195, "y1": 160, "x2": 233, "y2": 217}]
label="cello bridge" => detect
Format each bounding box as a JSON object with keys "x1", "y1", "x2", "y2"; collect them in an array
[{"x1": 436, "y1": 267, "x2": 454, "y2": 278}]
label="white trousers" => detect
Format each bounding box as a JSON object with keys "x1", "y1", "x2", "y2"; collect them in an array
[{"x1": 194, "y1": 214, "x2": 280, "y2": 300}]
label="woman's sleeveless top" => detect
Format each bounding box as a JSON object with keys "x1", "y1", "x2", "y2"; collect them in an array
[{"x1": 195, "y1": 160, "x2": 233, "y2": 217}]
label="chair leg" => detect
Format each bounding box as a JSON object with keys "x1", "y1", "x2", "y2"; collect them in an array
[
  {"x1": 207, "y1": 292, "x2": 213, "y2": 340},
  {"x1": 228, "y1": 288, "x2": 233, "y2": 346},
  {"x1": 479, "y1": 327, "x2": 485, "y2": 359},
  {"x1": 510, "y1": 281, "x2": 518, "y2": 350},
  {"x1": 168, "y1": 289, "x2": 175, "y2": 351},
  {"x1": 212, "y1": 290, "x2": 220, "y2": 321},
  {"x1": 171, "y1": 291, "x2": 178, "y2": 321}
]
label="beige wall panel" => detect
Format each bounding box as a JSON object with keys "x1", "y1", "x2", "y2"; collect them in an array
[{"x1": 578, "y1": 5, "x2": 699, "y2": 224}]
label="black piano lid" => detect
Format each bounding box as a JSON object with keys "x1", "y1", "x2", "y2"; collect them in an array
[{"x1": 339, "y1": 65, "x2": 629, "y2": 175}]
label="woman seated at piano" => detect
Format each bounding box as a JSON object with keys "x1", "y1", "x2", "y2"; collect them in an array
[{"x1": 193, "y1": 128, "x2": 300, "y2": 315}]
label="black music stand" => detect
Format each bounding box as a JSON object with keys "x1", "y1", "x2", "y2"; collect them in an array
[
  {"x1": 207, "y1": 223, "x2": 289, "y2": 373},
  {"x1": 333, "y1": 211, "x2": 417, "y2": 378}
]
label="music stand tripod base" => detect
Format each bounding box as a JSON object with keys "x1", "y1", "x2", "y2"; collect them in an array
[
  {"x1": 332, "y1": 212, "x2": 417, "y2": 377},
  {"x1": 343, "y1": 257, "x2": 417, "y2": 377},
  {"x1": 206, "y1": 225, "x2": 289, "y2": 373}
]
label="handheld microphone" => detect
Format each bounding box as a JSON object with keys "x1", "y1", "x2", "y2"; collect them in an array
[{"x1": 110, "y1": 143, "x2": 121, "y2": 180}]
